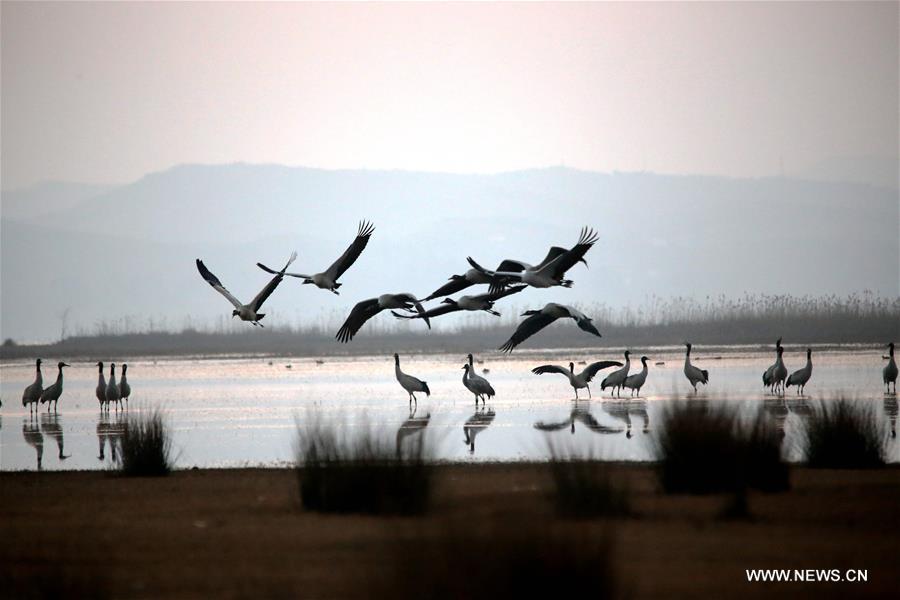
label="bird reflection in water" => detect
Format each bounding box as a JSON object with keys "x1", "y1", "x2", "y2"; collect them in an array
[
  {"x1": 97, "y1": 412, "x2": 126, "y2": 462},
  {"x1": 40, "y1": 413, "x2": 70, "y2": 461},
  {"x1": 763, "y1": 397, "x2": 789, "y2": 439},
  {"x1": 884, "y1": 397, "x2": 898, "y2": 439},
  {"x1": 628, "y1": 399, "x2": 650, "y2": 434},
  {"x1": 395, "y1": 408, "x2": 430, "y2": 457},
  {"x1": 601, "y1": 400, "x2": 635, "y2": 438},
  {"x1": 535, "y1": 400, "x2": 625, "y2": 436},
  {"x1": 463, "y1": 406, "x2": 496, "y2": 454},
  {"x1": 22, "y1": 417, "x2": 44, "y2": 470}
]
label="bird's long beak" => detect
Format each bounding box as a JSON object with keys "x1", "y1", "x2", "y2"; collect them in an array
[{"x1": 62, "y1": 363, "x2": 70, "y2": 367}]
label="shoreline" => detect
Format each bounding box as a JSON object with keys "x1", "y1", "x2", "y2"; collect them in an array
[{"x1": 1, "y1": 340, "x2": 893, "y2": 363}]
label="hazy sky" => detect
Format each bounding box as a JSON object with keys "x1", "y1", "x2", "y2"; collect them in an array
[{"x1": 2, "y1": 1, "x2": 898, "y2": 189}]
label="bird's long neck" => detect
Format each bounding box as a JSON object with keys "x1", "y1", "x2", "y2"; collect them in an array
[
  {"x1": 56, "y1": 366, "x2": 64, "y2": 383},
  {"x1": 891, "y1": 344, "x2": 895, "y2": 358},
  {"x1": 685, "y1": 348, "x2": 692, "y2": 366},
  {"x1": 463, "y1": 368, "x2": 470, "y2": 384},
  {"x1": 806, "y1": 351, "x2": 812, "y2": 366},
  {"x1": 640, "y1": 359, "x2": 648, "y2": 374}
]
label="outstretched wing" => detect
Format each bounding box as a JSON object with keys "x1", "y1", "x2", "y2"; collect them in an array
[
  {"x1": 534, "y1": 247, "x2": 568, "y2": 271},
  {"x1": 325, "y1": 220, "x2": 375, "y2": 281},
  {"x1": 391, "y1": 302, "x2": 459, "y2": 320},
  {"x1": 466, "y1": 256, "x2": 496, "y2": 276},
  {"x1": 582, "y1": 360, "x2": 624, "y2": 382},
  {"x1": 257, "y1": 262, "x2": 311, "y2": 280},
  {"x1": 562, "y1": 306, "x2": 602, "y2": 338},
  {"x1": 425, "y1": 275, "x2": 474, "y2": 301},
  {"x1": 531, "y1": 364, "x2": 571, "y2": 376},
  {"x1": 475, "y1": 285, "x2": 527, "y2": 303},
  {"x1": 336, "y1": 298, "x2": 382, "y2": 343},
  {"x1": 499, "y1": 311, "x2": 557, "y2": 353},
  {"x1": 548, "y1": 227, "x2": 599, "y2": 280},
  {"x1": 196, "y1": 259, "x2": 242, "y2": 309},
  {"x1": 395, "y1": 294, "x2": 431, "y2": 330},
  {"x1": 250, "y1": 252, "x2": 297, "y2": 311},
  {"x1": 495, "y1": 259, "x2": 528, "y2": 273}
]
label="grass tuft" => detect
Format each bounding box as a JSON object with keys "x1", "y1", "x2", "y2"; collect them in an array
[
  {"x1": 295, "y1": 418, "x2": 431, "y2": 515},
  {"x1": 654, "y1": 401, "x2": 789, "y2": 494},
  {"x1": 801, "y1": 399, "x2": 886, "y2": 468},
  {"x1": 118, "y1": 408, "x2": 173, "y2": 477}
]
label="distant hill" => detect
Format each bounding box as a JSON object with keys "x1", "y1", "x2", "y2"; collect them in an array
[
  {"x1": 1, "y1": 164, "x2": 897, "y2": 342},
  {"x1": 0, "y1": 180, "x2": 117, "y2": 221}
]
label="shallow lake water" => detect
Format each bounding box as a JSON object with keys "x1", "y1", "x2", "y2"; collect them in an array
[{"x1": 2, "y1": 346, "x2": 897, "y2": 471}]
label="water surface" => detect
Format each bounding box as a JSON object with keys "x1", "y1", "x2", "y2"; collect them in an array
[{"x1": 2, "y1": 346, "x2": 897, "y2": 471}]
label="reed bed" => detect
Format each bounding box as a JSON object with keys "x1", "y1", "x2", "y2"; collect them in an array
[
  {"x1": 654, "y1": 401, "x2": 789, "y2": 494},
  {"x1": 800, "y1": 398, "x2": 887, "y2": 468},
  {"x1": 295, "y1": 418, "x2": 431, "y2": 515},
  {"x1": 118, "y1": 408, "x2": 173, "y2": 477}
]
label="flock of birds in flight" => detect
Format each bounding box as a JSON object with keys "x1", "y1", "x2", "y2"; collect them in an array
[
  {"x1": 16, "y1": 222, "x2": 898, "y2": 414},
  {"x1": 193, "y1": 221, "x2": 714, "y2": 403}
]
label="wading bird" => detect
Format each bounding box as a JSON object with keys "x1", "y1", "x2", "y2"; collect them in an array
[
  {"x1": 623, "y1": 356, "x2": 650, "y2": 397},
  {"x1": 884, "y1": 342, "x2": 898, "y2": 394},
  {"x1": 466, "y1": 227, "x2": 598, "y2": 292},
  {"x1": 336, "y1": 294, "x2": 430, "y2": 343},
  {"x1": 257, "y1": 221, "x2": 374, "y2": 295},
  {"x1": 683, "y1": 343, "x2": 709, "y2": 393},
  {"x1": 196, "y1": 251, "x2": 297, "y2": 327},
  {"x1": 462, "y1": 361, "x2": 495, "y2": 406},
  {"x1": 120, "y1": 364, "x2": 132, "y2": 406},
  {"x1": 107, "y1": 363, "x2": 121, "y2": 412},
  {"x1": 785, "y1": 348, "x2": 813, "y2": 395},
  {"x1": 394, "y1": 354, "x2": 430, "y2": 407},
  {"x1": 39, "y1": 361, "x2": 69, "y2": 412},
  {"x1": 601, "y1": 351, "x2": 632, "y2": 398},
  {"x1": 22, "y1": 358, "x2": 43, "y2": 415},
  {"x1": 96, "y1": 361, "x2": 107, "y2": 411},
  {"x1": 769, "y1": 346, "x2": 788, "y2": 396},
  {"x1": 531, "y1": 360, "x2": 623, "y2": 399},
  {"x1": 762, "y1": 337, "x2": 783, "y2": 392},
  {"x1": 392, "y1": 286, "x2": 526, "y2": 322},
  {"x1": 499, "y1": 303, "x2": 601, "y2": 353}
]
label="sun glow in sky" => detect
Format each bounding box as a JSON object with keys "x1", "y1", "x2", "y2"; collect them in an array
[{"x1": 1, "y1": 1, "x2": 897, "y2": 188}]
